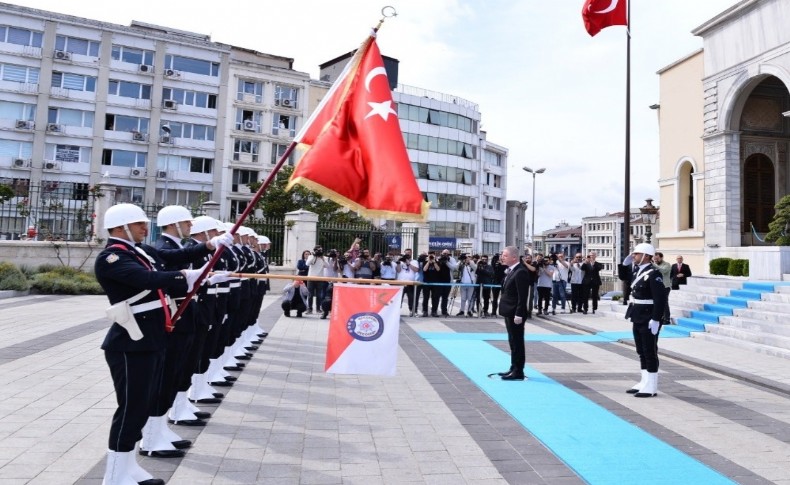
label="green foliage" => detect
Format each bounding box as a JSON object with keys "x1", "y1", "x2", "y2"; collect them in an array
[
  {"x1": 31, "y1": 266, "x2": 103, "y2": 294},
  {"x1": 249, "y1": 165, "x2": 371, "y2": 225},
  {"x1": 765, "y1": 194, "x2": 790, "y2": 245},
  {"x1": 0, "y1": 262, "x2": 30, "y2": 291},
  {"x1": 36, "y1": 263, "x2": 59, "y2": 274},
  {"x1": 0, "y1": 184, "x2": 13, "y2": 205},
  {"x1": 727, "y1": 259, "x2": 745, "y2": 276},
  {"x1": 743, "y1": 259, "x2": 749, "y2": 277},
  {"x1": 611, "y1": 295, "x2": 621, "y2": 301},
  {"x1": 709, "y1": 258, "x2": 732, "y2": 275}
]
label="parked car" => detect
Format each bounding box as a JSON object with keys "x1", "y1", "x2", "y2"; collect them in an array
[{"x1": 600, "y1": 290, "x2": 623, "y2": 301}]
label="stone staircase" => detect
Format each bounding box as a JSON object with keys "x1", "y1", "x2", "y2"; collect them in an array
[{"x1": 601, "y1": 276, "x2": 790, "y2": 359}]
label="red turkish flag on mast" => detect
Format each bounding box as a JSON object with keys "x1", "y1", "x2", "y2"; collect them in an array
[
  {"x1": 287, "y1": 34, "x2": 429, "y2": 221},
  {"x1": 582, "y1": 0, "x2": 628, "y2": 37}
]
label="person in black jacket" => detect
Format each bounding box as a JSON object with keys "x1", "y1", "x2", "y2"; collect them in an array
[
  {"x1": 490, "y1": 253, "x2": 506, "y2": 317},
  {"x1": 96, "y1": 204, "x2": 208, "y2": 485},
  {"x1": 581, "y1": 252, "x2": 604, "y2": 314},
  {"x1": 670, "y1": 256, "x2": 692, "y2": 290},
  {"x1": 496, "y1": 246, "x2": 530, "y2": 381},
  {"x1": 474, "y1": 255, "x2": 495, "y2": 317}
]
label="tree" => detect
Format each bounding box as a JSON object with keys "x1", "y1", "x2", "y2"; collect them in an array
[
  {"x1": 249, "y1": 166, "x2": 372, "y2": 225},
  {"x1": 0, "y1": 184, "x2": 13, "y2": 205},
  {"x1": 765, "y1": 194, "x2": 790, "y2": 246}
]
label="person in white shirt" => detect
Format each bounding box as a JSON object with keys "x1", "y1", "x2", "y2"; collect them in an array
[
  {"x1": 456, "y1": 254, "x2": 477, "y2": 317},
  {"x1": 396, "y1": 254, "x2": 419, "y2": 316},
  {"x1": 551, "y1": 253, "x2": 570, "y2": 315},
  {"x1": 568, "y1": 253, "x2": 586, "y2": 314},
  {"x1": 305, "y1": 246, "x2": 327, "y2": 314},
  {"x1": 379, "y1": 255, "x2": 397, "y2": 280}
]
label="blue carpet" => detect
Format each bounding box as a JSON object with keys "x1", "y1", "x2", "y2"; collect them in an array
[
  {"x1": 425, "y1": 338, "x2": 735, "y2": 484},
  {"x1": 417, "y1": 330, "x2": 688, "y2": 341}
]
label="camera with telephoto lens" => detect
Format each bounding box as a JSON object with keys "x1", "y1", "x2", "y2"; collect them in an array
[
  {"x1": 314, "y1": 248, "x2": 323, "y2": 257},
  {"x1": 337, "y1": 255, "x2": 347, "y2": 266},
  {"x1": 327, "y1": 249, "x2": 337, "y2": 259},
  {"x1": 417, "y1": 254, "x2": 428, "y2": 264},
  {"x1": 384, "y1": 256, "x2": 393, "y2": 264}
]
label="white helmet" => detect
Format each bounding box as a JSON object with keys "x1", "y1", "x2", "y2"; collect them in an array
[
  {"x1": 191, "y1": 216, "x2": 217, "y2": 235},
  {"x1": 633, "y1": 243, "x2": 655, "y2": 256},
  {"x1": 258, "y1": 235, "x2": 271, "y2": 244},
  {"x1": 238, "y1": 226, "x2": 254, "y2": 237},
  {"x1": 104, "y1": 203, "x2": 149, "y2": 230},
  {"x1": 157, "y1": 206, "x2": 193, "y2": 227},
  {"x1": 215, "y1": 220, "x2": 227, "y2": 232}
]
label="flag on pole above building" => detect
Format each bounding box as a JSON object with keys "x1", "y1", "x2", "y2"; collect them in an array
[
  {"x1": 287, "y1": 32, "x2": 430, "y2": 222},
  {"x1": 325, "y1": 284, "x2": 402, "y2": 376},
  {"x1": 582, "y1": 0, "x2": 628, "y2": 37}
]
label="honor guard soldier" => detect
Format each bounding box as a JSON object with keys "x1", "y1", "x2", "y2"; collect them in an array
[
  {"x1": 96, "y1": 203, "x2": 207, "y2": 485},
  {"x1": 623, "y1": 243, "x2": 667, "y2": 398}
]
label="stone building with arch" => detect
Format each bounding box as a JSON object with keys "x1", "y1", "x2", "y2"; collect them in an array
[{"x1": 656, "y1": 0, "x2": 790, "y2": 279}]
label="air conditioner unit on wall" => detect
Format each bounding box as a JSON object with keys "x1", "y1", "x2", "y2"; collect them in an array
[
  {"x1": 242, "y1": 119, "x2": 255, "y2": 131},
  {"x1": 159, "y1": 135, "x2": 171, "y2": 144},
  {"x1": 138, "y1": 64, "x2": 153, "y2": 74},
  {"x1": 54, "y1": 49, "x2": 71, "y2": 61},
  {"x1": 15, "y1": 120, "x2": 34, "y2": 130},
  {"x1": 163, "y1": 99, "x2": 177, "y2": 109},
  {"x1": 43, "y1": 160, "x2": 62, "y2": 171},
  {"x1": 46, "y1": 123, "x2": 62, "y2": 133},
  {"x1": 164, "y1": 69, "x2": 180, "y2": 78},
  {"x1": 130, "y1": 168, "x2": 145, "y2": 178},
  {"x1": 281, "y1": 99, "x2": 293, "y2": 107},
  {"x1": 132, "y1": 131, "x2": 145, "y2": 141},
  {"x1": 13, "y1": 158, "x2": 30, "y2": 168},
  {"x1": 156, "y1": 170, "x2": 168, "y2": 179}
]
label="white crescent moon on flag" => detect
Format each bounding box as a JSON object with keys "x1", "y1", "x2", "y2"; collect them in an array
[
  {"x1": 364, "y1": 67, "x2": 388, "y2": 92},
  {"x1": 593, "y1": 0, "x2": 618, "y2": 14}
]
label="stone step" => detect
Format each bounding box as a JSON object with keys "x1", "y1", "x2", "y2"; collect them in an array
[
  {"x1": 761, "y1": 292, "x2": 790, "y2": 304},
  {"x1": 779, "y1": 286, "x2": 790, "y2": 295},
  {"x1": 719, "y1": 316, "x2": 790, "y2": 338},
  {"x1": 685, "y1": 277, "x2": 745, "y2": 289},
  {"x1": 669, "y1": 291, "x2": 720, "y2": 304},
  {"x1": 705, "y1": 324, "x2": 790, "y2": 351},
  {"x1": 733, "y1": 308, "x2": 788, "y2": 324},
  {"x1": 690, "y1": 332, "x2": 790, "y2": 360},
  {"x1": 748, "y1": 299, "x2": 790, "y2": 313}
]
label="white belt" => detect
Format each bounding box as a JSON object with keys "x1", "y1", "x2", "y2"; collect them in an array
[
  {"x1": 206, "y1": 288, "x2": 220, "y2": 295},
  {"x1": 229, "y1": 282, "x2": 241, "y2": 288},
  {"x1": 131, "y1": 300, "x2": 163, "y2": 314},
  {"x1": 631, "y1": 298, "x2": 654, "y2": 305},
  {"x1": 217, "y1": 287, "x2": 230, "y2": 294}
]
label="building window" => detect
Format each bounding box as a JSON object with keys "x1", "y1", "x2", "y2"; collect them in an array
[
  {"x1": 0, "y1": 139, "x2": 33, "y2": 158},
  {"x1": 272, "y1": 114, "x2": 296, "y2": 137},
  {"x1": 163, "y1": 88, "x2": 217, "y2": 109},
  {"x1": 274, "y1": 84, "x2": 298, "y2": 108},
  {"x1": 482, "y1": 242, "x2": 499, "y2": 256},
  {"x1": 48, "y1": 107, "x2": 94, "y2": 128},
  {"x1": 423, "y1": 192, "x2": 474, "y2": 211},
  {"x1": 156, "y1": 155, "x2": 212, "y2": 174},
  {"x1": 414, "y1": 162, "x2": 475, "y2": 185},
  {"x1": 1, "y1": 101, "x2": 36, "y2": 122},
  {"x1": 0, "y1": 26, "x2": 43, "y2": 48},
  {"x1": 404, "y1": 133, "x2": 476, "y2": 159},
  {"x1": 237, "y1": 79, "x2": 263, "y2": 103},
  {"x1": 483, "y1": 219, "x2": 501, "y2": 233},
  {"x1": 111, "y1": 45, "x2": 154, "y2": 66},
  {"x1": 189, "y1": 157, "x2": 213, "y2": 174},
  {"x1": 109, "y1": 79, "x2": 151, "y2": 100},
  {"x1": 55, "y1": 35, "x2": 100, "y2": 57},
  {"x1": 155, "y1": 188, "x2": 206, "y2": 207},
  {"x1": 428, "y1": 221, "x2": 475, "y2": 238},
  {"x1": 271, "y1": 143, "x2": 294, "y2": 165},
  {"x1": 159, "y1": 121, "x2": 215, "y2": 141},
  {"x1": 677, "y1": 161, "x2": 695, "y2": 230},
  {"x1": 115, "y1": 186, "x2": 144, "y2": 204},
  {"x1": 235, "y1": 109, "x2": 262, "y2": 131},
  {"x1": 1, "y1": 63, "x2": 39, "y2": 84},
  {"x1": 233, "y1": 139, "x2": 259, "y2": 163},
  {"x1": 229, "y1": 199, "x2": 248, "y2": 220},
  {"x1": 164, "y1": 54, "x2": 219, "y2": 77},
  {"x1": 51, "y1": 72, "x2": 96, "y2": 92},
  {"x1": 105, "y1": 114, "x2": 149, "y2": 133},
  {"x1": 483, "y1": 150, "x2": 502, "y2": 167},
  {"x1": 232, "y1": 169, "x2": 258, "y2": 192},
  {"x1": 397, "y1": 103, "x2": 476, "y2": 133},
  {"x1": 45, "y1": 144, "x2": 91, "y2": 163},
  {"x1": 743, "y1": 153, "x2": 775, "y2": 233},
  {"x1": 102, "y1": 149, "x2": 146, "y2": 168}
]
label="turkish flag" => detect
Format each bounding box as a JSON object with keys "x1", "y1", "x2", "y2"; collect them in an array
[
  {"x1": 582, "y1": 0, "x2": 628, "y2": 37},
  {"x1": 288, "y1": 36, "x2": 429, "y2": 221}
]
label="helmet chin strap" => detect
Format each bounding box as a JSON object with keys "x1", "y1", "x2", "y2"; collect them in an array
[
  {"x1": 176, "y1": 223, "x2": 186, "y2": 240},
  {"x1": 123, "y1": 224, "x2": 134, "y2": 243}
]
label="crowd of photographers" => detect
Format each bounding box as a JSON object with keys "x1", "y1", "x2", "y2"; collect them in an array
[{"x1": 289, "y1": 238, "x2": 606, "y2": 321}]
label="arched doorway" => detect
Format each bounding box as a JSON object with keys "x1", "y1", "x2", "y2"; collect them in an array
[{"x1": 742, "y1": 153, "x2": 775, "y2": 234}]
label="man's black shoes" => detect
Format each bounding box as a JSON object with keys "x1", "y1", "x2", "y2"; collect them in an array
[{"x1": 501, "y1": 371, "x2": 526, "y2": 381}]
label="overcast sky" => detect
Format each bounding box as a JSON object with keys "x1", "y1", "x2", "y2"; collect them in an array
[{"x1": 18, "y1": 0, "x2": 736, "y2": 232}]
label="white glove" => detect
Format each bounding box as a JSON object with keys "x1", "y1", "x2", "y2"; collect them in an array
[
  {"x1": 207, "y1": 271, "x2": 235, "y2": 285},
  {"x1": 183, "y1": 264, "x2": 208, "y2": 292},
  {"x1": 648, "y1": 319, "x2": 660, "y2": 335},
  {"x1": 622, "y1": 254, "x2": 634, "y2": 266},
  {"x1": 209, "y1": 233, "x2": 234, "y2": 250}
]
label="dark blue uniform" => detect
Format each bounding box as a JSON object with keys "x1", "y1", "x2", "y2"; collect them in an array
[
  {"x1": 625, "y1": 264, "x2": 668, "y2": 373},
  {"x1": 95, "y1": 238, "x2": 188, "y2": 452}
]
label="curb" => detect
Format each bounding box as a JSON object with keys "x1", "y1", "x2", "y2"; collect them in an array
[{"x1": 0, "y1": 289, "x2": 30, "y2": 300}]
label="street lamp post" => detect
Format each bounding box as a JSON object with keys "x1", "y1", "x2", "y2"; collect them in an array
[
  {"x1": 523, "y1": 166, "x2": 546, "y2": 254},
  {"x1": 161, "y1": 125, "x2": 171, "y2": 204},
  {"x1": 640, "y1": 198, "x2": 658, "y2": 244}
]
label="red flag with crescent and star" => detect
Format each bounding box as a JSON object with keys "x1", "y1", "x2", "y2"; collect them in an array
[
  {"x1": 582, "y1": 0, "x2": 628, "y2": 37},
  {"x1": 287, "y1": 34, "x2": 429, "y2": 221}
]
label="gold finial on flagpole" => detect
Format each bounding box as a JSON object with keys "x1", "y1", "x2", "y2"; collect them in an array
[{"x1": 375, "y1": 6, "x2": 397, "y2": 31}]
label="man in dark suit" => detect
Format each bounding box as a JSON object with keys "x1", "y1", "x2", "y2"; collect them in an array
[
  {"x1": 497, "y1": 246, "x2": 530, "y2": 381},
  {"x1": 95, "y1": 203, "x2": 207, "y2": 485},
  {"x1": 581, "y1": 252, "x2": 604, "y2": 314},
  {"x1": 670, "y1": 256, "x2": 692, "y2": 290}
]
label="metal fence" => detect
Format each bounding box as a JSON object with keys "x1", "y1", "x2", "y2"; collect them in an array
[
  {"x1": 0, "y1": 179, "x2": 98, "y2": 241},
  {"x1": 246, "y1": 217, "x2": 285, "y2": 266},
  {"x1": 317, "y1": 221, "x2": 419, "y2": 256}
]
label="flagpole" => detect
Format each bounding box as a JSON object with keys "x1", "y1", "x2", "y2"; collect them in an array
[
  {"x1": 622, "y1": 0, "x2": 631, "y2": 275},
  {"x1": 172, "y1": 11, "x2": 397, "y2": 323}
]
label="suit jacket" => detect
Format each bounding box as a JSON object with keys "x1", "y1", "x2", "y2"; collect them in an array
[
  {"x1": 670, "y1": 263, "x2": 692, "y2": 289},
  {"x1": 582, "y1": 261, "x2": 603, "y2": 286},
  {"x1": 498, "y1": 265, "x2": 530, "y2": 319}
]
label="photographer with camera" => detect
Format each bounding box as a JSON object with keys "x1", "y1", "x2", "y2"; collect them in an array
[
  {"x1": 338, "y1": 251, "x2": 355, "y2": 279},
  {"x1": 421, "y1": 252, "x2": 441, "y2": 317},
  {"x1": 581, "y1": 252, "x2": 603, "y2": 314},
  {"x1": 305, "y1": 245, "x2": 327, "y2": 315},
  {"x1": 491, "y1": 253, "x2": 506, "y2": 316},
  {"x1": 456, "y1": 254, "x2": 476, "y2": 317},
  {"x1": 353, "y1": 249, "x2": 376, "y2": 280},
  {"x1": 475, "y1": 255, "x2": 494, "y2": 317},
  {"x1": 536, "y1": 254, "x2": 554, "y2": 315},
  {"x1": 397, "y1": 253, "x2": 419, "y2": 316},
  {"x1": 380, "y1": 254, "x2": 397, "y2": 281},
  {"x1": 435, "y1": 249, "x2": 457, "y2": 318},
  {"x1": 569, "y1": 253, "x2": 586, "y2": 314},
  {"x1": 324, "y1": 249, "x2": 339, "y2": 279},
  {"x1": 550, "y1": 253, "x2": 569, "y2": 315}
]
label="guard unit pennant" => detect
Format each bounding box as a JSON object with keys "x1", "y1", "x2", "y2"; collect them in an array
[{"x1": 287, "y1": 34, "x2": 429, "y2": 222}]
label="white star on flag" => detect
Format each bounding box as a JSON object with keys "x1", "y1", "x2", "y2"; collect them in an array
[{"x1": 365, "y1": 100, "x2": 397, "y2": 121}]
